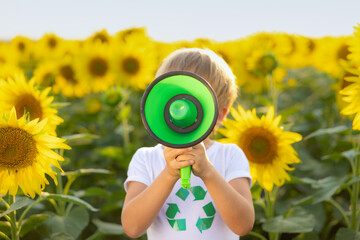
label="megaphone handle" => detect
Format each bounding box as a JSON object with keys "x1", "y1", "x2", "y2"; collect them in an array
[{"x1": 180, "y1": 166, "x2": 191, "y2": 189}]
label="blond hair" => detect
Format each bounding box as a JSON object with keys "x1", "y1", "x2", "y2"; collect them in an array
[{"x1": 155, "y1": 48, "x2": 237, "y2": 111}]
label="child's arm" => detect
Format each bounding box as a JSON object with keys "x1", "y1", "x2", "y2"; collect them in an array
[
  {"x1": 121, "y1": 147, "x2": 193, "y2": 238},
  {"x1": 176, "y1": 143, "x2": 255, "y2": 236}
]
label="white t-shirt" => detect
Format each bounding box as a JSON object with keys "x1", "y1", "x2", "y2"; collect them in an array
[{"x1": 124, "y1": 141, "x2": 252, "y2": 240}]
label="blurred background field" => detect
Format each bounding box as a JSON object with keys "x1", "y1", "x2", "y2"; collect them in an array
[{"x1": 0, "y1": 1, "x2": 360, "y2": 239}]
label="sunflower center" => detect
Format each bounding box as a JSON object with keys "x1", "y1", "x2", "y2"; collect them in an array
[
  {"x1": 337, "y1": 44, "x2": 350, "y2": 61},
  {"x1": 256, "y1": 54, "x2": 278, "y2": 76},
  {"x1": 122, "y1": 57, "x2": 140, "y2": 75},
  {"x1": 286, "y1": 37, "x2": 296, "y2": 56},
  {"x1": 93, "y1": 33, "x2": 109, "y2": 43},
  {"x1": 0, "y1": 127, "x2": 37, "y2": 170},
  {"x1": 17, "y1": 42, "x2": 26, "y2": 52},
  {"x1": 15, "y1": 94, "x2": 43, "y2": 120},
  {"x1": 60, "y1": 65, "x2": 77, "y2": 84},
  {"x1": 48, "y1": 38, "x2": 57, "y2": 49},
  {"x1": 41, "y1": 72, "x2": 55, "y2": 87},
  {"x1": 240, "y1": 127, "x2": 278, "y2": 164},
  {"x1": 89, "y1": 57, "x2": 108, "y2": 77},
  {"x1": 307, "y1": 39, "x2": 315, "y2": 53}
]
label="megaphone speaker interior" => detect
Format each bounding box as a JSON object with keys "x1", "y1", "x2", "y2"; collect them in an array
[{"x1": 141, "y1": 70, "x2": 219, "y2": 149}]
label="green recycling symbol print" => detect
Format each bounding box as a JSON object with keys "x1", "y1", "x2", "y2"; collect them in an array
[{"x1": 166, "y1": 185, "x2": 216, "y2": 233}]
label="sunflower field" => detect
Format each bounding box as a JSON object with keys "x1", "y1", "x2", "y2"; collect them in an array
[{"x1": 0, "y1": 24, "x2": 360, "y2": 240}]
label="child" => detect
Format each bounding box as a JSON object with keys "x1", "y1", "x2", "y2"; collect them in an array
[{"x1": 121, "y1": 48, "x2": 254, "y2": 239}]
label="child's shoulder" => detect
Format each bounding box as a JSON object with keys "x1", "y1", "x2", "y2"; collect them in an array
[
  {"x1": 133, "y1": 144, "x2": 164, "y2": 160},
  {"x1": 212, "y1": 141, "x2": 243, "y2": 152}
]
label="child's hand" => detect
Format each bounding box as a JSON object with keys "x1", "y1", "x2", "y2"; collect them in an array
[
  {"x1": 163, "y1": 147, "x2": 194, "y2": 179},
  {"x1": 175, "y1": 142, "x2": 213, "y2": 179}
]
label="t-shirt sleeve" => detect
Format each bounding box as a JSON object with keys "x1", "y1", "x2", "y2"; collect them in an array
[
  {"x1": 124, "y1": 148, "x2": 152, "y2": 192},
  {"x1": 225, "y1": 144, "x2": 252, "y2": 187}
]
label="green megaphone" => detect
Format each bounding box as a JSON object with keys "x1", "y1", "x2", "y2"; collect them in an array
[{"x1": 141, "y1": 71, "x2": 219, "y2": 189}]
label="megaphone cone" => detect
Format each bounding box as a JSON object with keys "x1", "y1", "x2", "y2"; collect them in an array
[{"x1": 141, "y1": 70, "x2": 219, "y2": 188}]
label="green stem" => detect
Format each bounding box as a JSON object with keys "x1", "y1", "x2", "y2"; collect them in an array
[
  {"x1": 256, "y1": 198, "x2": 267, "y2": 214},
  {"x1": 55, "y1": 149, "x2": 66, "y2": 216},
  {"x1": 3, "y1": 214, "x2": 12, "y2": 222},
  {"x1": 327, "y1": 198, "x2": 350, "y2": 227},
  {"x1": 350, "y1": 150, "x2": 360, "y2": 230},
  {"x1": 265, "y1": 186, "x2": 280, "y2": 240},
  {"x1": 55, "y1": 168, "x2": 65, "y2": 216},
  {"x1": 86, "y1": 231, "x2": 102, "y2": 240},
  {"x1": 122, "y1": 118, "x2": 130, "y2": 148},
  {"x1": 1, "y1": 198, "x2": 10, "y2": 209},
  {"x1": 9, "y1": 196, "x2": 18, "y2": 240},
  {"x1": 118, "y1": 88, "x2": 131, "y2": 148},
  {"x1": 63, "y1": 177, "x2": 76, "y2": 196},
  {"x1": 65, "y1": 203, "x2": 74, "y2": 216},
  {"x1": 268, "y1": 74, "x2": 278, "y2": 114},
  {"x1": 0, "y1": 231, "x2": 11, "y2": 240},
  {"x1": 17, "y1": 197, "x2": 43, "y2": 234},
  {"x1": 247, "y1": 231, "x2": 267, "y2": 240}
]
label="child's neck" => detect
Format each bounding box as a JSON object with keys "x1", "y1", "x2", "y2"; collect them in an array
[{"x1": 203, "y1": 138, "x2": 214, "y2": 149}]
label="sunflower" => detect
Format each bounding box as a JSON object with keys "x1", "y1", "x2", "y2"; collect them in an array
[
  {"x1": 89, "y1": 29, "x2": 112, "y2": 44},
  {"x1": 0, "y1": 43, "x2": 18, "y2": 67},
  {"x1": 273, "y1": 34, "x2": 311, "y2": 69},
  {"x1": 53, "y1": 57, "x2": 91, "y2": 98},
  {"x1": 218, "y1": 106, "x2": 302, "y2": 191},
  {"x1": 231, "y1": 39, "x2": 269, "y2": 93},
  {"x1": 0, "y1": 74, "x2": 63, "y2": 136},
  {"x1": 35, "y1": 33, "x2": 65, "y2": 60},
  {"x1": 116, "y1": 27, "x2": 151, "y2": 44},
  {"x1": 246, "y1": 50, "x2": 278, "y2": 77},
  {"x1": 0, "y1": 64, "x2": 24, "y2": 79},
  {"x1": 339, "y1": 68, "x2": 360, "y2": 130},
  {"x1": 349, "y1": 23, "x2": 360, "y2": 66},
  {"x1": 33, "y1": 61, "x2": 57, "y2": 88},
  {"x1": 75, "y1": 42, "x2": 114, "y2": 93},
  {"x1": 9, "y1": 36, "x2": 34, "y2": 56},
  {"x1": 112, "y1": 41, "x2": 157, "y2": 90},
  {"x1": 0, "y1": 108, "x2": 70, "y2": 198}
]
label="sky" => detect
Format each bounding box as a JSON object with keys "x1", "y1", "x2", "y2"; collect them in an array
[{"x1": 0, "y1": 0, "x2": 359, "y2": 42}]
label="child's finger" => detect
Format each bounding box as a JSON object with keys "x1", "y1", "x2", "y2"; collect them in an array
[
  {"x1": 175, "y1": 154, "x2": 193, "y2": 162},
  {"x1": 174, "y1": 160, "x2": 194, "y2": 169},
  {"x1": 164, "y1": 147, "x2": 192, "y2": 160}
]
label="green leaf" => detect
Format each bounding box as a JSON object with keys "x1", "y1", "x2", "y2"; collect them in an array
[
  {"x1": 336, "y1": 228, "x2": 360, "y2": 240},
  {"x1": 61, "y1": 168, "x2": 111, "y2": 178},
  {"x1": 75, "y1": 187, "x2": 109, "y2": 198},
  {"x1": 62, "y1": 133, "x2": 99, "y2": 146},
  {"x1": 37, "y1": 207, "x2": 89, "y2": 239},
  {"x1": 0, "y1": 221, "x2": 11, "y2": 236},
  {"x1": 293, "y1": 232, "x2": 320, "y2": 240},
  {"x1": 322, "y1": 149, "x2": 360, "y2": 162},
  {"x1": 50, "y1": 102, "x2": 71, "y2": 108},
  {"x1": 118, "y1": 104, "x2": 131, "y2": 120},
  {"x1": 92, "y1": 219, "x2": 124, "y2": 235},
  {"x1": 0, "y1": 197, "x2": 29, "y2": 218},
  {"x1": 312, "y1": 176, "x2": 347, "y2": 204},
  {"x1": 291, "y1": 196, "x2": 313, "y2": 207},
  {"x1": 251, "y1": 183, "x2": 263, "y2": 201},
  {"x1": 51, "y1": 232, "x2": 75, "y2": 240},
  {"x1": 42, "y1": 193, "x2": 98, "y2": 212},
  {"x1": 263, "y1": 207, "x2": 315, "y2": 233},
  {"x1": 98, "y1": 146, "x2": 124, "y2": 160},
  {"x1": 304, "y1": 125, "x2": 348, "y2": 141},
  {"x1": 20, "y1": 214, "x2": 50, "y2": 237},
  {"x1": 340, "y1": 149, "x2": 359, "y2": 161},
  {"x1": 342, "y1": 176, "x2": 360, "y2": 188}
]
